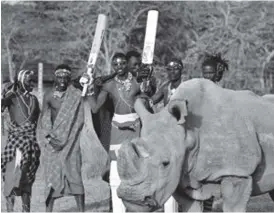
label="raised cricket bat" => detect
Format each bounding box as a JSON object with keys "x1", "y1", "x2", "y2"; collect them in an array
[
  {"x1": 82, "y1": 14, "x2": 107, "y2": 96},
  {"x1": 142, "y1": 10, "x2": 159, "y2": 65}
]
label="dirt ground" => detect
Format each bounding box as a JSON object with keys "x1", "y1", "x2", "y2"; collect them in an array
[{"x1": 1, "y1": 135, "x2": 274, "y2": 212}]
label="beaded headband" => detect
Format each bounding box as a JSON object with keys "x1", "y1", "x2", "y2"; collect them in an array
[{"x1": 55, "y1": 69, "x2": 71, "y2": 77}]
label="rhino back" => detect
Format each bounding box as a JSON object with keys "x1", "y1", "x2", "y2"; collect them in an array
[{"x1": 170, "y1": 79, "x2": 274, "y2": 182}]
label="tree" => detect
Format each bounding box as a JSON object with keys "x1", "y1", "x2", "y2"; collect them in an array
[{"x1": 2, "y1": 1, "x2": 274, "y2": 93}]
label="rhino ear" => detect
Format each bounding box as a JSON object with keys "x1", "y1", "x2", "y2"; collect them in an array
[{"x1": 168, "y1": 99, "x2": 188, "y2": 125}]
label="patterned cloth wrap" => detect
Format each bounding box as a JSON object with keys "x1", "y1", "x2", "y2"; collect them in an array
[
  {"x1": 1, "y1": 121, "x2": 40, "y2": 184},
  {"x1": 37, "y1": 85, "x2": 85, "y2": 198}
]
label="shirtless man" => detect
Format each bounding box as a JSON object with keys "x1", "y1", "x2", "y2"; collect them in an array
[
  {"x1": 81, "y1": 52, "x2": 146, "y2": 213},
  {"x1": 1, "y1": 70, "x2": 41, "y2": 212},
  {"x1": 152, "y1": 58, "x2": 187, "y2": 106},
  {"x1": 39, "y1": 64, "x2": 85, "y2": 212}
]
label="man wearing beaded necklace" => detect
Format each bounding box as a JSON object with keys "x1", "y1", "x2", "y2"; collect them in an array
[
  {"x1": 81, "y1": 52, "x2": 144, "y2": 213},
  {"x1": 152, "y1": 58, "x2": 187, "y2": 107},
  {"x1": 1, "y1": 69, "x2": 41, "y2": 212},
  {"x1": 38, "y1": 64, "x2": 85, "y2": 212}
]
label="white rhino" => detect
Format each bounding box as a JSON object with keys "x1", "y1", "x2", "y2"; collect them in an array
[{"x1": 116, "y1": 78, "x2": 274, "y2": 212}]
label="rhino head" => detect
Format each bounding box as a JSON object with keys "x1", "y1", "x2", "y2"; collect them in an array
[{"x1": 117, "y1": 98, "x2": 193, "y2": 212}]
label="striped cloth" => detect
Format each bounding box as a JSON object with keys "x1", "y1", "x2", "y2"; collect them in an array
[{"x1": 203, "y1": 197, "x2": 214, "y2": 212}]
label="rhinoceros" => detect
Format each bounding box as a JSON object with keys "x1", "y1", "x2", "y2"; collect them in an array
[{"x1": 116, "y1": 78, "x2": 274, "y2": 212}]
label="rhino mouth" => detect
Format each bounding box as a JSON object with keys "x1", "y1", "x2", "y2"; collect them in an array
[{"x1": 122, "y1": 196, "x2": 160, "y2": 212}]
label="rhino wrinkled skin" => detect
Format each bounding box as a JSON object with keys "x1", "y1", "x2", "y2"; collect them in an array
[{"x1": 117, "y1": 78, "x2": 274, "y2": 212}]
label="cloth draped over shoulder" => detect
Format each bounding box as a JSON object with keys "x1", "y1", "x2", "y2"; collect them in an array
[
  {"x1": 38, "y1": 85, "x2": 85, "y2": 198},
  {"x1": 37, "y1": 85, "x2": 110, "y2": 209},
  {"x1": 1, "y1": 121, "x2": 40, "y2": 196}
]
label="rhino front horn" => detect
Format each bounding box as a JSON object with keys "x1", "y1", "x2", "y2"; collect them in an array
[
  {"x1": 132, "y1": 141, "x2": 150, "y2": 158},
  {"x1": 168, "y1": 99, "x2": 188, "y2": 125}
]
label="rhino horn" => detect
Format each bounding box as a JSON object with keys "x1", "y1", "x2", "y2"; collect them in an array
[
  {"x1": 168, "y1": 99, "x2": 188, "y2": 125},
  {"x1": 118, "y1": 142, "x2": 140, "y2": 180},
  {"x1": 132, "y1": 141, "x2": 150, "y2": 158},
  {"x1": 118, "y1": 140, "x2": 149, "y2": 184},
  {"x1": 134, "y1": 98, "x2": 151, "y2": 122}
]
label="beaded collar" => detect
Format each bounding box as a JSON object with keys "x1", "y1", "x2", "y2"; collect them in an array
[{"x1": 115, "y1": 72, "x2": 133, "y2": 92}]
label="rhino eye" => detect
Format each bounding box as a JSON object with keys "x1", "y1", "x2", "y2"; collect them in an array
[{"x1": 162, "y1": 161, "x2": 170, "y2": 167}]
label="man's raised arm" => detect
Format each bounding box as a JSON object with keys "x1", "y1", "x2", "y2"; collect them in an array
[
  {"x1": 85, "y1": 89, "x2": 108, "y2": 114},
  {"x1": 151, "y1": 85, "x2": 164, "y2": 105}
]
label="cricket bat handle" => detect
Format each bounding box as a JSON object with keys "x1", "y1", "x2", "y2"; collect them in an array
[
  {"x1": 81, "y1": 78, "x2": 94, "y2": 97},
  {"x1": 82, "y1": 85, "x2": 89, "y2": 97},
  {"x1": 81, "y1": 67, "x2": 94, "y2": 97}
]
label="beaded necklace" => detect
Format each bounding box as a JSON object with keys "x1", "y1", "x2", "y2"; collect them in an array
[
  {"x1": 115, "y1": 72, "x2": 133, "y2": 92},
  {"x1": 15, "y1": 92, "x2": 34, "y2": 125}
]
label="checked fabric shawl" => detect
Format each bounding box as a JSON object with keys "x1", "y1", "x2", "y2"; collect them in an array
[
  {"x1": 37, "y1": 85, "x2": 85, "y2": 198},
  {"x1": 1, "y1": 121, "x2": 40, "y2": 183}
]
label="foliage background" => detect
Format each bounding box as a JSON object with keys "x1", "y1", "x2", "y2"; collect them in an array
[{"x1": 1, "y1": 1, "x2": 274, "y2": 94}]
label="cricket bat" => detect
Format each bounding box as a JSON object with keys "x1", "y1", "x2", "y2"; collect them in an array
[
  {"x1": 142, "y1": 10, "x2": 159, "y2": 65},
  {"x1": 139, "y1": 10, "x2": 159, "y2": 92},
  {"x1": 82, "y1": 14, "x2": 107, "y2": 97}
]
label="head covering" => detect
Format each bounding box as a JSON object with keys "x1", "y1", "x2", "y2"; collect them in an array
[
  {"x1": 54, "y1": 64, "x2": 72, "y2": 77},
  {"x1": 166, "y1": 59, "x2": 183, "y2": 70},
  {"x1": 55, "y1": 69, "x2": 71, "y2": 77},
  {"x1": 17, "y1": 70, "x2": 34, "y2": 91}
]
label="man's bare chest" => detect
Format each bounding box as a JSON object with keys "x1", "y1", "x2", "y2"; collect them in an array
[
  {"x1": 108, "y1": 80, "x2": 140, "y2": 101},
  {"x1": 9, "y1": 95, "x2": 39, "y2": 122},
  {"x1": 48, "y1": 96, "x2": 63, "y2": 112}
]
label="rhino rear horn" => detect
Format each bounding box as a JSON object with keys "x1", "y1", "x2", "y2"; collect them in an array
[{"x1": 168, "y1": 99, "x2": 188, "y2": 125}]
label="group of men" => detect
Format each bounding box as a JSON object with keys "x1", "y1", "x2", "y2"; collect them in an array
[{"x1": 1, "y1": 50, "x2": 228, "y2": 212}]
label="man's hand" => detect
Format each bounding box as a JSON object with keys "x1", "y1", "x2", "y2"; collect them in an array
[
  {"x1": 79, "y1": 73, "x2": 93, "y2": 87},
  {"x1": 140, "y1": 76, "x2": 157, "y2": 97},
  {"x1": 137, "y1": 64, "x2": 153, "y2": 83},
  {"x1": 46, "y1": 135, "x2": 63, "y2": 151},
  {"x1": 94, "y1": 77, "x2": 103, "y2": 87},
  {"x1": 2, "y1": 83, "x2": 17, "y2": 99}
]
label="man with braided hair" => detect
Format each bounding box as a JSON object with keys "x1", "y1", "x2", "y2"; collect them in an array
[
  {"x1": 201, "y1": 53, "x2": 228, "y2": 212},
  {"x1": 1, "y1": 70, "x2": 41, "y2": 212},
  {"x1": 202, "y1": 53, "x2": 229, "y2": 86}
]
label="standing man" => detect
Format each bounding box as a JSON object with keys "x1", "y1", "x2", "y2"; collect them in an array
[
  {"x1": 152, "y1": 58, "x2": 187, "y2": 106},
  {"x1": 202, "y1": 53, "x2": 228, "y2": 86},
  {"x1": 201, "y1": 53, "x2": 228, "y2": 212},
  {"x1": 1, "y1": 70, "x2": 41, "y2": 212},
  {"x1": 126, "y1": 50, "x2": 157, "y2": 112},
  {"x1": 149, "y1": 58, "x2": 187, "y2": 212},
  {"x1": 38, "y1": 64, "x2": 85, "y2": 212},
  {"x1": 81, "y1": 52, "x2": 146, "y2": 213},
  {"x1": 126, "y1": 50, "x2": 141, "y2": 77}
]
